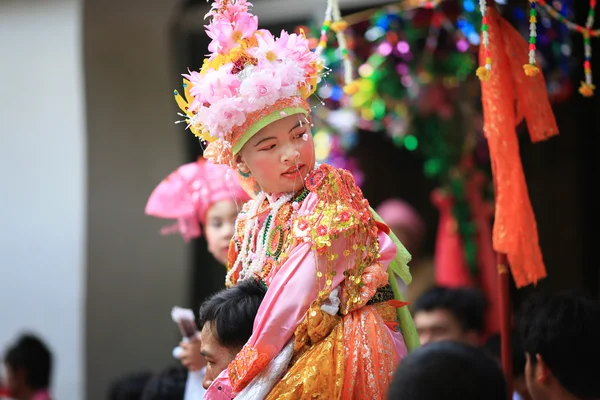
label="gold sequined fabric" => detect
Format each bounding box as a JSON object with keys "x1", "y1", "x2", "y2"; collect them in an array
[
  {"x1": 266, "y1": 321, "x2": 345, "y2": 400},
  {"x1": 267, "y1": 305, "x2": 398, "y2": 399}
]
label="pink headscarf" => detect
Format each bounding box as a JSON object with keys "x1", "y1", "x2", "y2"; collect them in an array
[
  {"x1": 145, "y1": 158, "x2": 250, "y2": 241},
  {"x1": 375, "y1": 198, "x2": 425, "y2": 242}
]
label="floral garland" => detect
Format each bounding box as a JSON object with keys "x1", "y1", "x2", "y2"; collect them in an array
[{"x1": 537, "y1": 0, "x2": 598, "y2": 96}]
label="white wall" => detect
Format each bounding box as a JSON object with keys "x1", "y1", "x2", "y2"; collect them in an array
[
  {"x1": 0, "y1": 1, "x2": 86, "y2": 400},
  {"x1": 83, "y1": 0, "x2": 189, "y2": 399}
]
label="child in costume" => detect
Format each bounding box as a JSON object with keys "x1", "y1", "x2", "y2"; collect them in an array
[
  {"x1": 146, "y1": 158, "x2": 250, "y2": 399},
  {"x1": 171, "y1": 1, "x2": 419, "y2": 398}
]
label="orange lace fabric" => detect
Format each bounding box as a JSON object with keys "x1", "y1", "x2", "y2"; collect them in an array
[{"x1": 480, "y1": 7, "x2": 558, "y2": 287}]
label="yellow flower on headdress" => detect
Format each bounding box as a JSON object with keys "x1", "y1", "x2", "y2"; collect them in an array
[{"x1": 173, "y1": 79, "x2": 212, "y2": 142}]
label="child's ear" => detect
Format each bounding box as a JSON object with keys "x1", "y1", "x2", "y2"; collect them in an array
[{"x1": 234, "y1": 154, "x2": 250, "y2": 173}]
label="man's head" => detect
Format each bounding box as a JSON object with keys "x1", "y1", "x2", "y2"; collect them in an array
[
  {"x1": 198, "y1": 279, "x2": 266, "y2": 389},
  {"x1": 109, "y1": 371, "x2": 152, "y2": 400},
  {"x1": 483, "y1": 330, "x2": 531, "y2": 400},
  {"x1": 3, "y1": 334, "x2": 52, "y2": 399},
  {"x1": 388, "y1": 341, "x2": 506, "y2": 400},
  {"x1": 413, "y1": 286, "x2": 485, "y2": 346},
  {"x1": 518, "y1": 290, "x2": 600, "y2": 400},
  {"x1": 140, "y1": 365, "x2": 187, "y2": 400}
]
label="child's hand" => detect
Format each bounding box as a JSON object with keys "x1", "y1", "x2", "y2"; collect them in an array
[{"x1": 178, "y1": 335, "x2": 206, "y2": 371}]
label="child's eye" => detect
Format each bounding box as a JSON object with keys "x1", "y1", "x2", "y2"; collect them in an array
[
  {"x1": 260, "y1": 144, "x2": 276, "y2": 151},
  {"x1": 209, "y1": 220, "x2": 223, "y2": 228},
  {"x1": 294, "y1": 131, "x2": 306, "y2": 139}
]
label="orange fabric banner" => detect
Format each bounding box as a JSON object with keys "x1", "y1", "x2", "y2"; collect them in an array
[{"x1": 479, "y1": 7, "x2": 559, "y2": 287}]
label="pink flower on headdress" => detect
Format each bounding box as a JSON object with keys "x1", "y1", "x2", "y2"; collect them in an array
[
  {"x1": 191, "y1": 63, "x2": 240, "y2": 104},
  {"x1": 251, "y1": 30, "x2": 286, "y2": 65},
  {"x1": 207, "y1": 0, "x2": 253, "y2": 23},
  {"x1": 238, "y1": 69, "x2": 281, "y2": 112},
  {"x1": 276, "y1": 31, "x2": 315, "y2": 68},
  {"x1": 182, "y1": 70, "x2": 206, "y2": 110},
  {"x1": 203, "y1": 98, "x2": 246, "y2": 135},
  {"x1": 206, "y1": 13, "x2": 258, "y2": 54},
  {"x1": 272, "y1": 61, "x2": 304, "y2": 97}
]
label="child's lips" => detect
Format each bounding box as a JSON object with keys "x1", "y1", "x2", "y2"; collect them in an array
[{"x1": 282, "y1": 164, "x2": 305, "y2": 178}]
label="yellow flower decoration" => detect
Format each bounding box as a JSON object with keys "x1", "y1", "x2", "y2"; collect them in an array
[
  {"x1": 343, "y1": 80, "x2": 360, "y2": 95},
  {"x1": 578, "y1": 82, "x2": 595, "y2": 97},
  {"x1": 476, "y1": 66, "x2": 491, "y2": 82},
  {"x1": 523, "y1": 64, "x2": 540, "y2": 77},
  {"x1": 173, "y1": 79, "x2": 213, "y2": 142},
  {"x1": 331, "y1": 20, "x2": 348, "y2": 33}
]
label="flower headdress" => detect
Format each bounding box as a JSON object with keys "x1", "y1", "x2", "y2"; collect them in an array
[{"x1": 174, "y1": 0, "x2": 324, "y2": 166}]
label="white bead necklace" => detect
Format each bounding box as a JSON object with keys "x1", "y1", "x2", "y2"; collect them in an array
[
  {"x1": 227, "y1": 163, "x2": 320, "y2": 286},
  {"x1": 227, "y1": 191, "x2": 294, "y2": 284}
]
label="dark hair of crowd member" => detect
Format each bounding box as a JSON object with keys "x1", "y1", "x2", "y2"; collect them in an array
[
  {"x1": 140, "y1": 365, "x2": 187, "y2": 400},
  {"x1": 388, "y1": 341, "x2": 507, "y2": 400},
  {"x1": 198, "y1": 278, "x2": 267, "y2": 348},
  {"x1": 413, "y1": 286, "x2": 486, "y2": 334},
  {"x1": 4, "y1": 334, "x2": 52, "y2": 390},
  {"x1": 518, "y1": 289, "x2": 600, "y2": 399}
]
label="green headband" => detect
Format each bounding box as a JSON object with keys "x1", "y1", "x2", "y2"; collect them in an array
[{"x1": 232, "y1": 107, "x2": 309, "y2": 155}]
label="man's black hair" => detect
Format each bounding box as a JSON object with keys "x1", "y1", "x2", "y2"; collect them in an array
[
  {"x1": 518, "y1": 290, "x2": 600, "y2": 399},
  {"x1": 388, "y1": 341, "x2": 507, "y2": 400},
  {"x1": 109, "y1": 371, "x2": 153, "y2": 400},
  {"x1": 482, "y1": 329, "x2": 526, "y2": 376},
  {"x1": 140, "y1": 365, "x2": 187, "y2": 400},
  {"x1": 198, "y1": 279, "x2": 267, "y2": 349},
  {"x1": 412, "y1": 286, "x2": 486, "y2": 333},
  {"x1": 4, "y1": 334, "x2": 52, "y2": 390}
]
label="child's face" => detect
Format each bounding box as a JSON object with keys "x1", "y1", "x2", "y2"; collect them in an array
[
  {"x1": 204, "y1": 200, "x2": 239, "y2": 266},
  {"x1": 237, "y1": 114, "x2": 315, "y2": 194}
]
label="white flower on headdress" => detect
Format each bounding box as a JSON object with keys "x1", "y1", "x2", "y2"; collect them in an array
[
  {"x1": 273, "y1": 61, "x2": 304, "y2": 97},
  {"x1": 192, "y1": 63, "x2": 240, "y2": 104},
  {"x1": 239, "y1": 69, "x2": 282, "y2": 112},
  {"x1": 206, "y1": 13, "x2": 258, "y2": 55},
  {"x1": 203, "y1": 98, "x2": 246, "y2": 135}
]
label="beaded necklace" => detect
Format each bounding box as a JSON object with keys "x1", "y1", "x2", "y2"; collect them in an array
[{"x1": 228, "y1": 186, "x2": 311, "y2": 285}]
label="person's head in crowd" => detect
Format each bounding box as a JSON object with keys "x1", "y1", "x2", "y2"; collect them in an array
[
  {"x1": 483, "y1": 330, "x2": 531, "y2": 400},
  {"x1": 198, "y1": 279, "x2": 267, "y2": 389},
  {"x1": 3, "y1": 334, "x2": 52, "y2": 400},
  {"x1": 145, "y1": 159, "x2": 250, "y2": 266},
  {"x1": 140, "y1": 365, "x2": 187, "y2": 400},
  {"x1": 413, "y1": 286, "x2": 485, "y2": 346},
  {"x1": 388, "y1": 340, "x2": 507, "y2": 400},
  {"x1": 375, "y1": 198, "x2": 425, "y2": 256},
  {"x1": 518, "y1": 290, "x2": 600, "y2": 400},
  {"x1": 109, "y1": 371, "x2": 152, "y2": 400}
]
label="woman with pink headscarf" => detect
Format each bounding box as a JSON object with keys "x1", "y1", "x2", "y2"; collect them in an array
[
  {"x1": 145, "y1": 157, "x2": 250, "y2": 398},
  {"x1": 146, "y1": 157, "x2": 250, "y2": 265}
]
